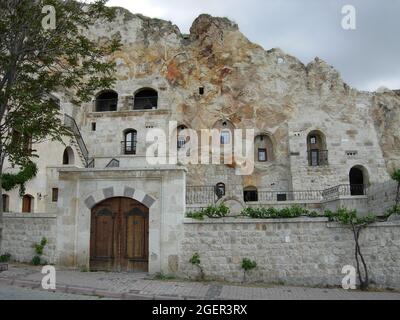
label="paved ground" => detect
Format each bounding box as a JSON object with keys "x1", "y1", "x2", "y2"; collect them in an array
[
  {"x1": 0, "y1": 284, "x2": 107, "y2": 300},
  {"x1": 0, "y1": 264, "x2": 400, "y2": 300}
]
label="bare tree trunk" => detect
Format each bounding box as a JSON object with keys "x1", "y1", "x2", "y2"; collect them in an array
[
  {"x1": 395, "y1": 182, "x2": 400, "y2": 211},
  {"x1": 0, "y1": 148, "x2": 3, "y2": 254},
  {"x1": 352, "y1": 224, "x2": 369, "y2": 290}
]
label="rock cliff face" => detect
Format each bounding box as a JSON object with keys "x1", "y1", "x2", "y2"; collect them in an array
[{"x1": 80, "y1": 7, "x2": 399, "y2": 190}]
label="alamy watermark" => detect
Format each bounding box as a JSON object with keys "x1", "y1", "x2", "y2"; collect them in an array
[
  {"x1": 341, "y1": 265, "x2": 357, "y2": 290},
  {"x1": 41, "y1": 265, "x2": 56, "y2": 290},
  {"x1": 41, "y1": 5, "x2": 56, "y2": 30},
  {"x1": 342, "y1": 5, "x2": 356, "y2": 30},
  {"x1": 144, "y1": 122, "x2": 255, "y2": 176}
]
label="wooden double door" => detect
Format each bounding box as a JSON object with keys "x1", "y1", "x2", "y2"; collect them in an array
[{"x1": 90, "y1": 197, "x2": 149, "y2": 272}]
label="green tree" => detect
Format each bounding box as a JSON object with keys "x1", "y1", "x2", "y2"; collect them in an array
[
  {"x1": 326, "y1": 209, "x2": 378, "y2": 290},
  {"x1": 0, "y1": 0, "x2": 121, "y2": 251},
  {"x1": 391, "y1": 169, "x2": 400, "y2": 212}
]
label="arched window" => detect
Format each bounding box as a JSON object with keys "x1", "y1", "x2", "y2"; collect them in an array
[
  {"x1": 22, "y1": 195, "x2": 34, "y2": 213},
  {"x1": 307, "y1": 130, "x2": 328, "y2": 166},
  {"x1": 255, "y1": 134, "x2": 274, "y2": 162},
  {"x1": 134, "y1": 88, "x2": 158, "y2": 110},
  {"x1": 123, "y1": 130, "x2": 137, "y2": 155},
  {"x1": 349, "y1": 166, "x2": 368, "y2": 196},
  {"x1": 2, "y1": 194, "x2": 9, "y2": 212},
  {"x1": 95, "y1": 90, "x2": 118, "y2": 112},
  {"x1": 63, "y1": 147, "x2": 75, "y2": 165},
  {"x1": 215, "y1": 183, "x2": 226, "y2": 199},
  {"x1": 213, "y1": 120, "x2": 235, "y2": 145},
  {"x1": 244, "y1": 186, "x2": 258, "y2": 202}
]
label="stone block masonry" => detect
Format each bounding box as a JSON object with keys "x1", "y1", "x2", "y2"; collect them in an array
[
  {"x1": 179, "y1": 218, "x2": 400, "y2": 290},
  {"x1": 1, "y1": 213, "x2": 57, "y2": 264}
]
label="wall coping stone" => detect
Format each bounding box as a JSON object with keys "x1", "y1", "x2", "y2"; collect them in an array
[
  {"x1": 326, "y1": 221, "x2": 400, "y2": 228},
  {"x1": 58, "y1": 166, "x2": 187, "y2": 173},
  {"x1": 3, "y1": 213, "x2": 57, "y2": 219},
  {"x1": 183, "y1": 217, "x2": 400, "y2": 228},
  {"x1": 183, "y1": 217, "x2": 330, "y2": 224}
]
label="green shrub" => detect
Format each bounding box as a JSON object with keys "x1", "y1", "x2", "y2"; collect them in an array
[
  {"x1": 186, "y1": 204, "x2": 230, "y2": 220},
  {"x1": 0, "y1": 253, "x2": 11, "y2": 263},
  {"x1": 190, "y1": 253, "x2": 205, "y2": 281},
  {"x1": 242, "y1": 206, "x2": 318, "y2": 219},
  {"x1": 31, "y1": 237, "x2": 48, "y2": 266},
  {"x1": 190, "y1": 253, "x2": 201, "y2": 266},
  {"x1": 186, "y1": 210, "x2": 205, "y2": 221},
  {"x1": 242, "y1": 258, "x2": 257, "y2": 271},
  {"x1": 241, "y1": 258, "x2": 257, "y2": 283},
  {"x1": 31, "y1": 255, "x2": 41, "y2": 266}
]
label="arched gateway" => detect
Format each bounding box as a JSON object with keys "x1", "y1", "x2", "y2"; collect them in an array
[{"x1": 90, "y1": 197, "x2": 149, "y2": 272}]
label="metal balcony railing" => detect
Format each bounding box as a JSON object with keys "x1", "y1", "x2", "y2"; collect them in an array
[
  {"x1": 133, "y1": 96, "x2": 158, "y2": 110},
  {"x1": 95, "y1": 99, "x2": 118, "y2": 112},
  {"x1": 121, "y1": 141, "x2": 137, "y2": 155},
  {"x1": 258, "y1": 190, "x2": 324, "y2": 202},
  {"x1": 186, "y1": 186, "x2": 219, "y2": 205},
  {"x1": 322, "y1": 184, "x2": 367, "y2": 200},
  {"x1": 308, "y1": 149, "x2": 328, "y2": 166},
  {"x1": 186, "y1": 184, "x2": 368, "y2": 205}
]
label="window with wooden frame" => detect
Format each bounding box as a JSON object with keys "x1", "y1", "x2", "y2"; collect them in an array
[{"x1": 52, "y1": 188, "x2": 59, "y2": 202}]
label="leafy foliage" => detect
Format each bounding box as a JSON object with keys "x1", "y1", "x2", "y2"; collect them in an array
[
  {"x1": 1, "y1": 162, "x2": 38, "y2": 196},
  {"x1": 391, "y1": 169, "x2": 400, "y2": 183},
  {"x1": 241, "y1": 258, "x2": 257, "y2": 272},
  {"x1": 391, "y1": 169, "x2": 400, "y2": 212},
  {"x1": 241, "y1": 258, "x2": 257, "y2": 283},
  {"x1": 190, "y1": 253, "x2": 201, "y2": 266},
  {"x1": 186, "y1": 204, "x2": 230, "y2": 220},
  {"x1": 241, "y1": 206, "x2": 319, "y2": 219},
  {"x1": 0, "y1": 0, "x2": 121, "y2": 193},
  {"x1": 0, "y1": 253, "x2": 11, "y2": 263},
  {"x1": 189, "y1": 253, "x2": 205, "y2": 281},
  {"x1": 31, "y1": 237, "x2": 48, "y2": 266},
  {"x1": 324, "y1": 208, "x2": 377, "y2": 225}
]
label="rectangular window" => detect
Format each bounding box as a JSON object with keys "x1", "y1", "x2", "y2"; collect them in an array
[
  {"x1": 177, "y1": 137, "x2": 186, "y2": 149},
  {"x1": 52, "y1": 188, "x2": 59, "y2": 202},
  {"x1": 258, "y1": 148, "x2": 267, "y2": 162},
  {"x1": 277, "y1": 194, "x2": 287, "y2": 202},
  {"x1": 310, "y1": 149, "x2": 319, "y2": 166},
  {"x1": 220, "y1": 131, "x2": 230, "y2": 145},
  {"x1": 91, "y1": 122, "x2": 96, "y2": 131}
]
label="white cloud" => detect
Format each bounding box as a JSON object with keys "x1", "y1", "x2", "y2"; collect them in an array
[{"x1": 106, "y1": 0, "x2": 167, "y2": 18}]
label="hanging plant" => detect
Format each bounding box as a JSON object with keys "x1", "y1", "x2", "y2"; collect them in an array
[{"x1": 1, "y1": 162, "x2": 38, "y2": 196}]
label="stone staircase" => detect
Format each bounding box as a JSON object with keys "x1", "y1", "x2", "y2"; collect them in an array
[{"x1": 64, "y1": 114, "x2": 94, "y2": 168}]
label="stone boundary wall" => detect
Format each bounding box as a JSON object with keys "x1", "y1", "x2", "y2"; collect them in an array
[
  {"x1": 179, "y1": 218, "x2": 400, "y2": 290},
  {"x1": 0, "y1": 213, "x2": 57, "y2": 264},
  {"x1": 368, "y1": 180, "x2": 398, "y2": 215}
]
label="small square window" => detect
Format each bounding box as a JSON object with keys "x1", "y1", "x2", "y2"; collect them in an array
[
  {"x1": 52, "y1": 188, "x2": 59, "y2": 202},
  {"x1": 199, "y1": 87, "x2": 204, "y2": 95},
  {"x1": 310, "y1": 136, "x2": 317, "y2": 144},
  {"x1": 258, "y1": 148, "x2": 267, "y2": 162},
  {"x1": 91, "y1": 123, "x2": 96, "y2": 131}
]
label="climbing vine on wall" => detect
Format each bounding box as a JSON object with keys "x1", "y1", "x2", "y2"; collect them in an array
[{"x1": 1, "y1": 162, "x2": 38, "y2": 196}]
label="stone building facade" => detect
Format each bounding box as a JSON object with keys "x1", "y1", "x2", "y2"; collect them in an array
[{"x1": 1, "y1": 9, "x2": 399, "y2": 286}]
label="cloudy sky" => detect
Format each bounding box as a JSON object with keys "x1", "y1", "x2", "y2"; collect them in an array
[{"x1": 106, "y1": 0, "x2": 400, "y2": 92}]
